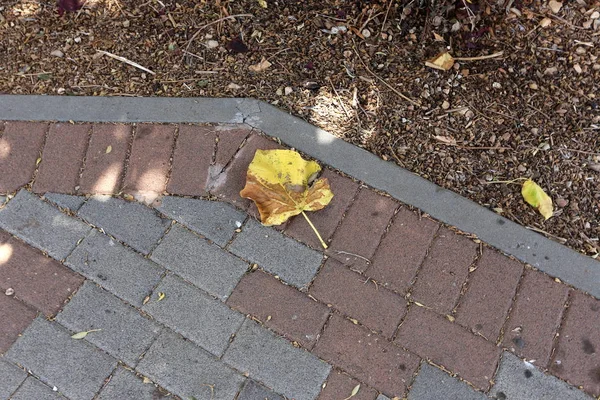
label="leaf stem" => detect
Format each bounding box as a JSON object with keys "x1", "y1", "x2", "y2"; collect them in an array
[
  {"x1": 301, "y1": 211, "x2": 328, "y2": 249},
  {"x1": 482, "y1": 177, "x2": 528, "y2": 185}
]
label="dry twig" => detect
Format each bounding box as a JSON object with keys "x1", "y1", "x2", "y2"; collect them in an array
[{"x1": 96, "y1": 50, "x2": 156, "y2": 75}]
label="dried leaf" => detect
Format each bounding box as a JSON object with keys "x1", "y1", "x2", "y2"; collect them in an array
[
  {"x1": 434, "y1": 135, "x2": 457, "y2": 146},
  {"x1": 142, "y1": 377, "x2": 152, "y2": 384},
  {"x1": 548, "y1": 0, "x2": 563, "y2": 13},
  {"x1": 158, "y1": 292, "x2": 166, "y2": 301},
  {"x1": 351, "y1": 384, "x2": 360, "y2": 397},
  {"x1": 257, "y1": 0, "x2": 267, "y2": 8},
  {"x1": 105, "y1": 145, "x2": 112, "y2": 154},
  {"x1": 226, "y1": 37, "x2": 249, "y2": 53},
  {"x1": 249, "y1": 57, "x2": 272, "y2": 73},
  {"x1": 425, "y1": 52, "x2": 455, "y2": 71},
  {"x1": 522, "y1": 179, "x2": 553, "y2": 220},
  {"x1": 240, "y1": 150, "x2": 333, "y2": 226},
  {"x1": 433, "y1": 32, "x2": 445, "y2": 42},
  {"x1": 36, "y1": 157, "x2": 42, "y2": 166},
  {"x1": 71, "y1": 329, "x2": 101, "y2": 339},
  {"x1": 446, "y1": 315, "x2": 455, "y2": 322},
  {"x1": 539, "y1": 17, "x2": 552, "y2": 27}
]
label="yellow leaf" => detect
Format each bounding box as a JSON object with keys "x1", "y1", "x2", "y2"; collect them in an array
[
  {"x1": 351, "y1": 384, "x2": 360, "y2": 397},
  {"x1": 257, "y1": 0, "x2": 267, "y2": 8},
  {"x1": 158, "y1": 292, "x2": 166, "y2": 301},
  {"x1": 240, "y1": 150, "x2": 333, "y2": 246},
  {"x1": 36, "y1": 157, "x2": 42, "y2": 166},
  {"x1": 249, "y1": 57, "x2": 272, "y2": 73},
  {"x1": 425, "y1": 52, "x2": 455, "y2": 71},
  {"x1": 105, "y1": 145, "x2": 112, "y2": 154},
  {"x1": 521, "y1": 179, "x2": 553, "y2": 220},
  {"x1": 71, "y1": 329, "x2": 101, "y2": 339}
]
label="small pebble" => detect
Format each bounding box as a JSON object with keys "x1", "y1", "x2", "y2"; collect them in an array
[
  {"x1": 50, "y1": 49, "x2": 64, "y2": 58},
  {"x1": 361, "y1": 28, "x2": 371, "y2": 38},
  {"x1": 5, "y1": 288, "x2": 14, "y2": 296}
]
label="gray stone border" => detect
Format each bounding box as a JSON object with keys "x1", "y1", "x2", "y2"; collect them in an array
[{"x1": 1, "y1": 95, "x2": 598, "y2": 299}]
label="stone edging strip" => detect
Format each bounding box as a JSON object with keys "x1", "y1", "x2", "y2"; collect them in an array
[{"x1": 1, "y1": 95, "x2": 598, "y2": 299}]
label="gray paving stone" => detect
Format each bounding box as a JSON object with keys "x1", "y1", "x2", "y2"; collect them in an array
[
  {"x1": 238, "y1": 380, "x2": 284, "y2": 400},
  {"x1": 56, "y1": 282, "x2": 161, "y2": 367},
  {"x1": 0, "y1": 195, "x2": 6, "y2": 205},
  {"x1": 136, "y1": 329, "x2": 245, "y2": 400},
  {"x1": 65, "y1": 230, "x2": 165, "y2": 306},
  {"x1": 142, "y1": 274, "x2": 244, "y2": 357},
  {"x1": 223, "y1": 319, "x2": 331, "y2": 400},
  {"x1": 490, "y1": 352, "x2": 593, "y2": 400},
  {"x1": 0, "y1": 358, "x2": 27, "y2": 400},
  {"x1": 9, "y1": 376, "x2": 67, "y2": 400},
  {"x1": 97, "y1": 367, "x2": 172, "y2": 400},
  {"x1": 78, "y1": 195, "x2": 170, "y2": 254},
  {"x1": 5, "y1": 317, "x2": 117, "y2": 400},
  {"x1": 157, "y1": 196, "x2": 246, "y2": 247},
  {"x1": 150, "y1": 224, "x2": 247, "y2": 300},
  {"x1": 376, "y1": 395, "x2": 391, "y2": 400},
  {"x1": 408, "y1": 363, "x2": 487, "y2": 400},
  {"x1": 44, "y1": 193, "x2": 86, "y2": 212},
  {"x1": 229, "y1": 219, "x2": 323, "y2": 288},
  {"x1": 0, "y1": 189, "x2": 91, "y2": 260}
]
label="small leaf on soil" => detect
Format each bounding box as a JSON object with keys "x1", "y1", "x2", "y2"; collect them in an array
[
  {"x1": 351, "y1": 384, "x2": 360, "y2": 397},
  {"x1": 425, "y1": 52, "x2": 455, "y2": 71},
  {"x1": 548, "y1": 0, "x2": 563, "y2": 13},
  {"x1": 521, "y1": 179, "x2": 553, "y2": 220},
  {"x1": 105, "y1": 145, "x2": 112, "y2": 154},
  {"x1": 249, "y1": 57, "x2": 272, "y2": 73}
]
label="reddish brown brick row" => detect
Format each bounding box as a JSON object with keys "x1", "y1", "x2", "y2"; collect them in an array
[
  {"x1": 328, "y1": 189, "x2": 399, "y2": 272},
  {"x1": 550, "y1": 290, "x2": 600, "y2": 396},
  {"x1": 313, "y1": 315, "x2": 420, "y2": 396},
  {"x1": 0, "y1": 122, "x2": 47, "y2": 193},
  {"x1": 33, "y1": 123, "x2": 90, "y2": 194},
  {"x1": 0, "y1": 229, "x2": 84, "y2": 354},
  {"x1": 455, "y1": 249, "x2": 523, "y2": 342},
  {"x1": 227, "y1": 270, "x2": 329, "y2": 349},
  {"x1": 501, "y1": 268, "x2": 569, "y2": 367},
  {"x1": 395, "y1": 305, "x2": 500, "y2": 390}
]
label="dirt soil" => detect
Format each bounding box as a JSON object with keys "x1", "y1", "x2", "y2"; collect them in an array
[{"x1": 1, "y1": 0, "x2": 599, "y2": 257}]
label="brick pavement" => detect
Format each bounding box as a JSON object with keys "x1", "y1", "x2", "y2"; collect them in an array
[{"x1": 0, "y1": 121, "x2": 598, "y2": 400}]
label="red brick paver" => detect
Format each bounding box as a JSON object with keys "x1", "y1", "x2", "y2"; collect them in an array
[
  {"x1": 0, "y1": 230, "x2": 84, "y2": 316},
  {"x1": 167, "y1": 125, "x2": 216, "y2": 196},
  {"x1": 365, "y1": 208, "x2": 439, "y2": 294},
  {"x1": 213, "y1": 126, "x2": 250, "y2": 167},
  {"x1": 286, "y1": 169, "x2": 359, "y2": 249},
  {"x1": 550, "y1": 291, "x2": 600, "y2": 396},
  {"x1": 0, "y1": 294, "x2": 37, "y2": 354},
  {"x1": 455, "y1": 249, "x2": 523, "y2": 341},
  {"x1": 0, "y1": 122, "x2": 47, "y2": 194},
  {"x1": 313, "y1": 315, "x2": 420, "y2": 397},
  {"x1": 79, "y1": 124, "x2": 131, "y2": 194},
  {"x1": 328, "y1": 189, "x2": 398, "y2": 272},
  {"x1": 410, "y1": 228, "x2": 478, "y2": 315},
  {"x1": 318, "y1": 370, "x2": 378, "y2": 400},
  {"x1": 124, "y1": 124, "x2": 176, "y2": 197},
  {"x1": 310, "y1": 258, "x2": 406, "y2": 338},
  {"x1": 33, "y1": 123, "x2": 90, "y2": 194},
  {"x1": 209, "y1": 134, "x2": 283, "y2": 209},
  {"x1": 501, "y1": 269, "x2": 569, "y2": 366},
  {"x1": 395, "y1": 305, "x2": 500, "y2": 390},
  {"x1": 227, "y1": 270, "x2": 329, "y2": 349}
]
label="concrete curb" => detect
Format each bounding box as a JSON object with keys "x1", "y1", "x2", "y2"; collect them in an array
[{"x1": 1, "y1": 95, "x2": 598, "y2": 299}]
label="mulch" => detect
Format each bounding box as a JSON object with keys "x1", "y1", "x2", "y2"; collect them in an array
[{"x1": 1, "y1": 0, "x2": 598, "y2": 256}]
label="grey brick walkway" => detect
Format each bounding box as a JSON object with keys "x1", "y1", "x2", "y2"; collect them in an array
[{"x1": 1, "y1": 189, "x2": 595, "y2": 400}]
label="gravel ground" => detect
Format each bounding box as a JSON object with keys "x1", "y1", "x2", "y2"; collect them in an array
[{"x1": 1, "y1": 0, "x2": 599, "y2": 256}]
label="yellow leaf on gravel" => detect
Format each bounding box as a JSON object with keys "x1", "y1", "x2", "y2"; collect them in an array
[
  {"x1": 522, "y1": 179, "x2": 553, "y2": 220},
  {"x1": 240, "y1": 149, "x2": 333, "y2": 226},
  {"x1": 71, "y1": 329, "x2": 101, "y2": 339},
  {"x1": 425, "y1": 52, "x2": 455, "y2": 71},
  {"x1": 258, "y1": 0, "x2": 268, "y2": 8}
]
